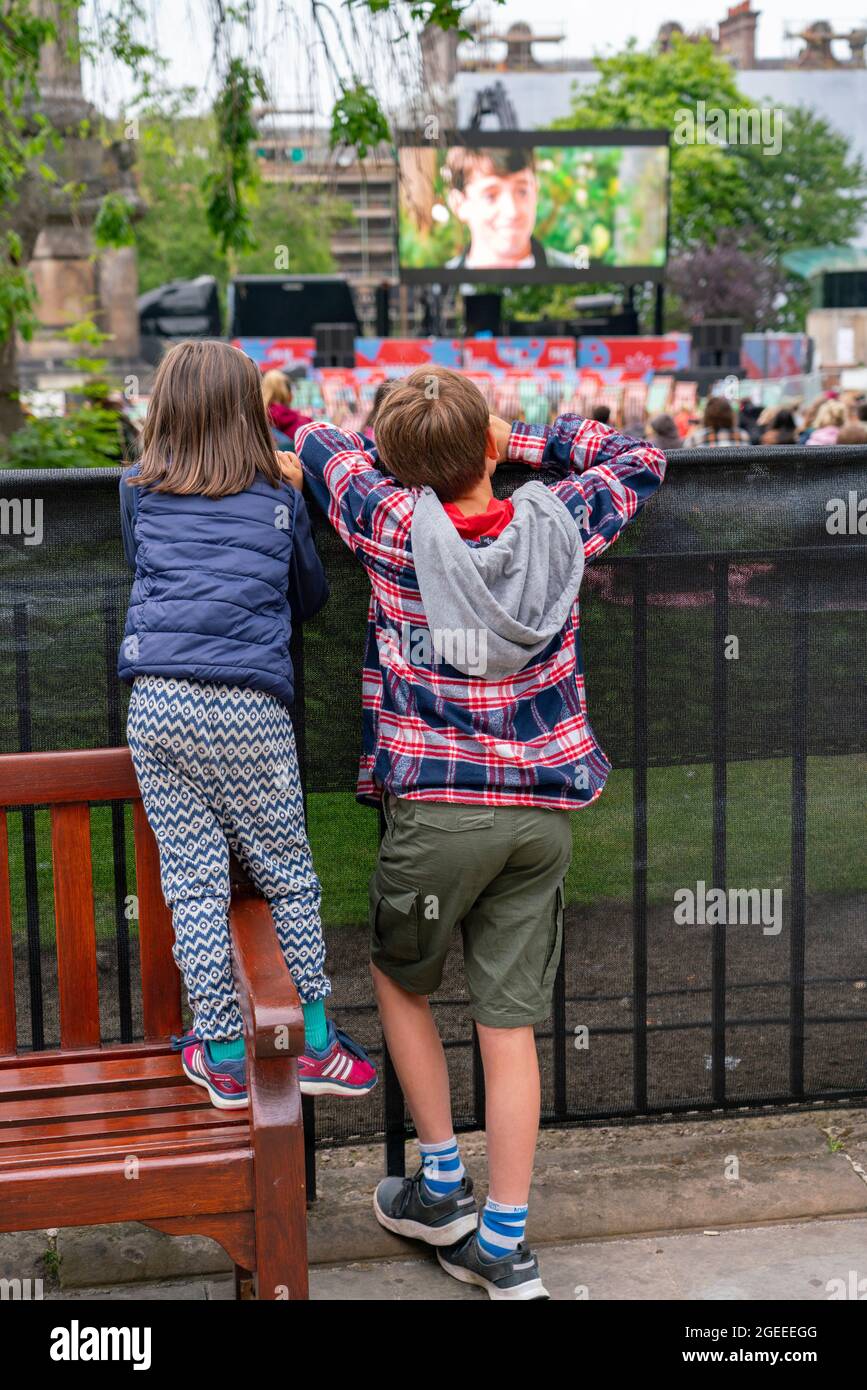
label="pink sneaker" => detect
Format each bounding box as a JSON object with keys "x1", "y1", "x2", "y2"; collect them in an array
[
  {"x1": 172, "y1": 1032, "x2": 249, "y2": 1111},
  {"x1": 298, "y1": 1021, "x2": 377, "y2": 1097}
]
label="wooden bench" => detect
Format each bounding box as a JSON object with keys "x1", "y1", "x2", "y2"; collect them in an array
[{"x1": 0, "y1": 747, "x2": 309, "y2": 1299}]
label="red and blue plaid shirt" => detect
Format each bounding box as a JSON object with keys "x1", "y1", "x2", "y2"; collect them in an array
[{"x1": 296, "y1": 414, "x2": 666, "y2": 810}]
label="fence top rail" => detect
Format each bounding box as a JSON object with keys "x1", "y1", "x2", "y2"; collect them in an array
[
  {"x1": 0, "y1": 445, "x2": 866, "y2": 490},
  {"x1": 0, "y1": 748, "x2": 138, "y2": 807}
]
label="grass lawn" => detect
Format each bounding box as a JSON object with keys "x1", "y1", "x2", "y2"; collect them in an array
[{"x1": 8, "y1": 754, "x2": 862, "y2": 945}]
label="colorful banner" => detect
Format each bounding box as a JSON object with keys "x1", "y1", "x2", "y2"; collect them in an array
[
  {"x1": 740, "y1": 334, "x2": 810, "y2": 381},
  {"x1": 578, "y1": 335, "x2": 692, "y2": 379},
  {"x1": 462, "y1": 338, "x2": 577, "y2": 371},
  {"x1": 354, "y1": 338, "x2": 462, "y2": 368},
  {"x1": 232, "y1": 337, "x2": 316, "y2": 371}
]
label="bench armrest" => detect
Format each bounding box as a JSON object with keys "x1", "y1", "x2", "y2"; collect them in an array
[{"x1": 229, "y1": 871, "x2": 305, "y2": 1061}]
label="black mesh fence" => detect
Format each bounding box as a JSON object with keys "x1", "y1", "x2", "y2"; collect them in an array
[{"x1": 1, "y1": 447, "x2": 866, "y2": 1156}]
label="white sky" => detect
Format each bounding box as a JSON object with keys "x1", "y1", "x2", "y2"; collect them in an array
[
  {"x1": 466, "y1": 0, "x2": 867, "y2": 60},
  {"x1": 81, "y1": 0, "x2": 867, "y2": 118}
]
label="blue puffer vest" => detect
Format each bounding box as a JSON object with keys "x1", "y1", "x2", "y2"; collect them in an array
[{"x1": 117, "y1": 464, "x2": 328, "y2": 706}]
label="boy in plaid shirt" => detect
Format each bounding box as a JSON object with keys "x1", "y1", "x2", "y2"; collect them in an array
[{"x1": 283, "y1": 367, "x2": 666, "y2": 1298}]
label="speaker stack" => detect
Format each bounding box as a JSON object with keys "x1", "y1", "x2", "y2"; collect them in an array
[
  {"x1": 312, "y1": 323, "x2": 357, "y2": 369},
  {"x1": 675, "y1": 318, "x2": 744, "y2": 391}
]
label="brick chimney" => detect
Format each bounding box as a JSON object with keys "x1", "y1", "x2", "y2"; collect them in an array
[{"x1": 718, "y1": 1, "x2": 759, "y2": 69}]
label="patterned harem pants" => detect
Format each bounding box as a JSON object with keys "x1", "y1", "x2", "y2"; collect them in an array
[{"x1": 127, "y1": 675, "x2": 330, "y2": 1040}]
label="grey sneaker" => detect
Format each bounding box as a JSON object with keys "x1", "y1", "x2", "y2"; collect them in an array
[
  {"x1": 437, "y1": 1228, "x2": 550, "y2": 1300},
  {"x1": 373, "y1": 1164, "x2": 478, "y2": 1247}
]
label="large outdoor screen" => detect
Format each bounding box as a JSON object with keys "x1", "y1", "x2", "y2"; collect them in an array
[{"x1": 397, "y1": 130, "x2": 669, "y2": 285}]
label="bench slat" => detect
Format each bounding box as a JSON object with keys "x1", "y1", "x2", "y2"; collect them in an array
[
  {"x1": 0, "y1": 1129, "x2": 250, "y2": 1170},
  {"x1": 0, "y1": 1051, "x2": 183, "y2": 1098},
  {"x1": 51, "y1": 803, "x2": 101, "y2": 1049},
  {"x1": 133, "y1": 801, "x2": 183, "y2": 1040},
  {"x1": 0, "y1": 811, "x2": 15, "y2": 1055},
  {"x1": 0, "y1": 1040, "x2": 172, "y2": 1070},
  {"x1": 2, "y1": 1082, "x2": 220, "y2": 1126},
  {"x1": 0, "y1": 1105, "x2": 245, "y2": 1150}
]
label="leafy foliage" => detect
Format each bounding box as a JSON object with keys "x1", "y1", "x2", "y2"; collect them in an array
[
  {"x1": 133, "y1": 113, "x2": 353, "y2": 295},
  {"x1": 668, "y1": 231, "x2": 786, "y2": 330},
  {"x1": 93, "y1": 192, "x2": 137, "y2": 248},
  {"x1": 558, "y1": 32, "x2": 867, "y2": 329},
  {"x1": 1, "y1": 403, "x2": 121, "y2": 470},
  {"x1": 0, "y1": 2, "x2": 63, "y2": 350},
  {"x1": 1, "y1": 317, "x2": 126, "y2": 469},
  {"x1": 203, "y1": 57, "x2": 268, "y2": 254},
  {"x1": 330, "y1": 83, "x2": 392, "y2": 160}
]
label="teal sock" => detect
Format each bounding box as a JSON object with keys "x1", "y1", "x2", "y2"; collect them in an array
[
  {"x1": 208, "y1": 1037, "x2": 245, "y2": 1062},
  {"x1": 302, "y1": 998, "x2": 329, "y2": 1052}
]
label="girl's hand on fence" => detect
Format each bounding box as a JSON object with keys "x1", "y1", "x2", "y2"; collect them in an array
[{"x1": 276, "y1": 451, "x2": 303, "y2": 491}]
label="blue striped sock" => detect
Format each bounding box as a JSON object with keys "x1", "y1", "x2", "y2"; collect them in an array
[
  {"x1": 419, "y1": 1136, "x2": 465, "y2": 1201},
  {"x1": 477, "y1": 1197, "x2": 528, "y2": 1262}
]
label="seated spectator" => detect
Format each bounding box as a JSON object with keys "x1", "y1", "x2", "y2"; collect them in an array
[
  {"x1": 683, "y1": 396, "x2": 752, "y2": 447},
  {"x1": 836, "y1": 423, "x2": 867, "y2": 445},
  {"x1": 760, "y1": 409, "x2": 799, "y2": 446},
  {"x1": 648, "y1": 413, "x2": 683, "y2": 451},
  {"x1": 738, "y1": 398, "x2": 764, "y2": 445},
  {"x1": 622, "y1": 416, "x2": 647, "y2": 439},
  {"x1": 590, "y1": 404, "x2": 611, "y2": 424},
  {"x1": 806, "y1": 400, "x2": 846, "y2": 446},
  {"x1": 855, "y1": 400, "x2": 867, "y2": 425},
  {"x1": 798, "y1": 392, "x2": 834, "y2": 444},
  {"x1": 262, "y1": 370, "x2": 312, "y2": 445}
]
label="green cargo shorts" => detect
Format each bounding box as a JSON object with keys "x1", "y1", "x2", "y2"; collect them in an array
[{"x1": 368, "y1": 795, "x2": 573, "y2": 1028}]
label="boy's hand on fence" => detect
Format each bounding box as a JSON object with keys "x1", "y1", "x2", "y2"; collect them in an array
[
  {"x1": 488, "y1": 414, "x2": 511, "y2": 462},
  {"x1": 276, "y1": 450, "x2": 303, "y2": 491}
]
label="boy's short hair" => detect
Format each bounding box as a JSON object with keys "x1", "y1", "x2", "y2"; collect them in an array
[
  {"x1": 373, "y1": 367, "x2": 489, "y2": 503},
  {"x1": 443, "y1": 145, "x2": 535, "y2": 194}
]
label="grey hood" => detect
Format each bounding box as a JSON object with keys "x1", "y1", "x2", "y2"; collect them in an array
[{"x1": 410, "y1": 481, "x2": 584, "y2": 681}]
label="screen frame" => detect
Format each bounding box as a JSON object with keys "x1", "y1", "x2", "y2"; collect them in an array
[{"x1": 395, "y1": 128, "x2": 670, "y2": 286}]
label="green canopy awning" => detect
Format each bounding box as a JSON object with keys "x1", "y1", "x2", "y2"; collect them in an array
[{"x1": 782, "y1": 245, "x2": 867, "y2": 279}]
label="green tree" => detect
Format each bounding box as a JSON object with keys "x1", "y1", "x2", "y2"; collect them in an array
[
  {"x1": 558, "y1": 33, "x2": 867, "y2": 329},
  {"x1": 559, "y1": 36, "x2": 748, "y2": 249},
  {"x1": 134, "y1": 112, "x2": 352, "y2": 295}
]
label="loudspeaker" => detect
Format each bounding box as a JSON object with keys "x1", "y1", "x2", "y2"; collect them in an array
[
  {"x1": 465, "y1": 293, "x2": 502, "y2": 337},
  {"x1": 690, "y1": 319, "x2": 742, "y2": 369},
  {"x1": 313, "y1": 322, "x2": 356, "y2": 369},
  {"x1": 228, "y1": 276, "x2": 359, "y2": 338},
  {"x1": 822, "y1": 271, "x2": 867, "y2": 309},
  {"x1": 696, "y1": 347, "x2": 741, "y2": 369},
  {"x1": 375, "y1": 283, "x2": 391, "y2": 337}
]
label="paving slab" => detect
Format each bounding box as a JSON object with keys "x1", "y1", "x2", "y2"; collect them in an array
[
  {"x1": 309, "y1": 1108, "x2": 867, "y2": 1264},
  {"x1": 309, "y1": 1216, "x2": 867, "y2": 1301}
]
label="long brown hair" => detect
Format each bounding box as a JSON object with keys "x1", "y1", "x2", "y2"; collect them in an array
[{"x1": 130, "y1": 340, "x2": 281, "y2": 497}]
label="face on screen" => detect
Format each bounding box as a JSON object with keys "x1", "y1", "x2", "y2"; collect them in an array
[
  {"x1": 447, "y1": 162, "x2": 538, "y2": 268},
  {"x1": 398, "y1": 136, "x2": 669, "y2": 278}
]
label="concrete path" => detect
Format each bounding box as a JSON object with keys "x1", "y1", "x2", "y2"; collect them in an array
[
  {"x1": 46, "y1": 1217, "x2": 867, "y2": 1301},
  {"x1": 14, "y1": 1105, "x2": 866, "y2": 1300}
]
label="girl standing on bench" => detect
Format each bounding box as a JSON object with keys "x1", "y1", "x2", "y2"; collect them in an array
[{"x1": 118, "y1": 339, "x2": 376, "y2": 1110}]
